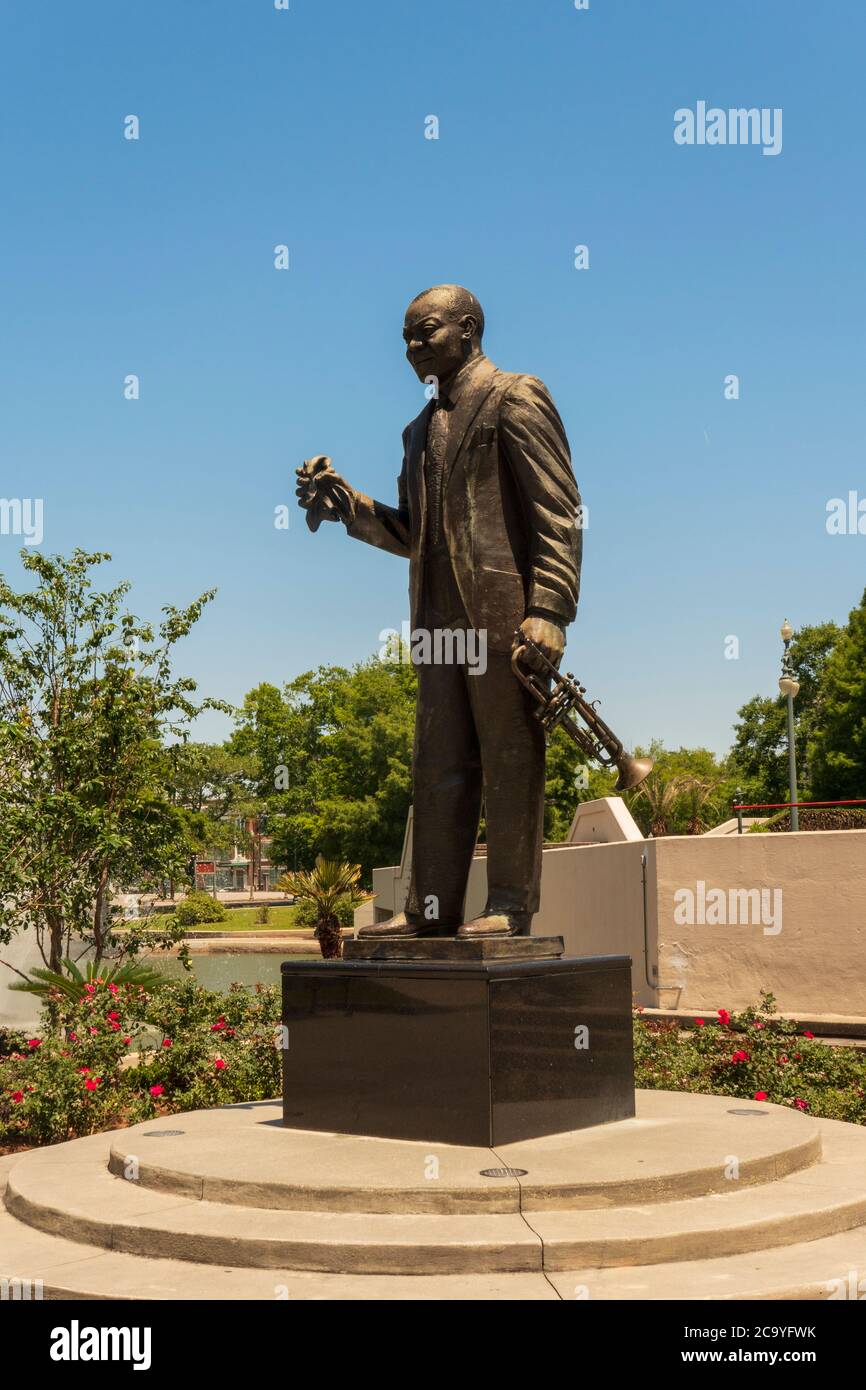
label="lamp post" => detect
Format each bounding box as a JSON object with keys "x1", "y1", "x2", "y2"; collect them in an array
[{"x1": 778, "y1": 620, "x2": 801, "y2": 832}]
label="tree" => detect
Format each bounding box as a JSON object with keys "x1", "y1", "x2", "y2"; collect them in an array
[
  {"x1": 277, "y1": 857, "x2": 365, "y2": 959},
  {"x1": 625, "y1": 743, "x2": 732, "y2": 836},
  {"x1": 0, "y1": 549, "x2": 223, "y2": 971},
  {"x1": 729, "y1": 622, "x2": 840, "y2": 805},
  {"x1": 167, "y1": 742, "x2": 259, "y2": 865},
  {"x1": 808, "y1": 589, "x2": 866, "y2": 800}
]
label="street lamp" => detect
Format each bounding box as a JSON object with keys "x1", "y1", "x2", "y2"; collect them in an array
[{"x1": 778, "y1": 620, "x2": 801, "y2": 832}]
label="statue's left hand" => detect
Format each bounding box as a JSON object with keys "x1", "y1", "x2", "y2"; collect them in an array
[{"x1": 517, "y1": 615, "x2": 565, "y2": 671}]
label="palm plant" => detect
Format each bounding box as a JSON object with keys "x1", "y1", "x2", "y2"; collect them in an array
[
  {"x1": 630, "y1": 771, "x2": 689, "y2": 837},
  {"x1": 276, "y1": 856, "x2": 365, "y2": 959},
  {"x1": 10, "y1": 956, "x2": 165, "y2": 1002},
  {"x1": 678, "y1": 775, "x2": 722, "y2": 835}
]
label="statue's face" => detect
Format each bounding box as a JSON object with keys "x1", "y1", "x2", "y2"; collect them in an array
[{"x1": 403, "y1": 292, "x2": 473, "y2": 387}]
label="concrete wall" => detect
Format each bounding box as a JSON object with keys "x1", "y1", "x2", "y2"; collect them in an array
[
  {"x1": 651, "y1": 830, "x2": 866, "y2": 1021},
  {"x1": 364, "y1": 805, "x2": 866, "y2": 1024},
  {"x1": 0, "y1": 931, "x2": 45, "y2": 1031}
]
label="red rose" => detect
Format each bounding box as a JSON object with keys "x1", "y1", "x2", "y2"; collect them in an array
[
  {"x1": 149, "y1": 1084, "x2": 165, "y2": 1097},
  {"x1": 214, "y1": 1058, "x2": 226, "y2": 1071},
  {"x1": 803, "y1": 1031, "x2": 815, "y2": 1039},
  {"x1": 694, "y1": 1018, "x2": 705, "y2": 1027},
  {"x1": 162, "y1": 1038, "x2": 172, "y2": 1048},
  {"x1": 717, "y1": 1009, "x2": 731, "y2": 1026},
  {"x1": 754, "y1": 1091, "x2": 768, "y2": 1101},
  {"x1": 84, "y1": 1078, "x2": 101, "y2": 1091},
  {"x1": 10, "y1": 1091, "x2": 24, "y2": 1103},
  {"x1": 27, "y1": 1038, "x2": 41, "y2": 1050},
  {"x1": 794, "y1": 1098, "x2": 809, "y2": 1111}
]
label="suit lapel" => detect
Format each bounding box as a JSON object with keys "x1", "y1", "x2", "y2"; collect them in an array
[
  {"x1": 443, "y1": 357, "x2": 499, "y2": 488},
  {"x1": 407, "y1": 401, "x2": 433, "y2": 534}
]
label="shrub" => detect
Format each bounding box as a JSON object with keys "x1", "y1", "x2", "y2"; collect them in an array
[
  {"x1": 634, "y1": 992, "x2": 866, "y2": 1125},
  {"x1": 293, "y1": 895, "x2": 356, "y2": 930},
  {"x1": 173, "y1": 890, "x2": 228, "y2": 926},
  {"x1": 0, "y1": 974, "x2": 281, "y2": 1151}
]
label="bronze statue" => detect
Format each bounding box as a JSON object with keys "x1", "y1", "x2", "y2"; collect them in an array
[{"x1": 296, "y1": 285, "x2": 581, "y2": 938}]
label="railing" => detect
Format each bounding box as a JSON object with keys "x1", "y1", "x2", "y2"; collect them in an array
[{"x1": 732, "y1": 798, "x2": 866, "y2": 834}]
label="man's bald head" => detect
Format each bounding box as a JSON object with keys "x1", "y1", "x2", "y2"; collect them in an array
[
  {"x1": 403, "y1": 285, "x2": 485, "y2": 386},
  {"x1": 406, "y1": 285, "x2": 485, "y2": 342}
]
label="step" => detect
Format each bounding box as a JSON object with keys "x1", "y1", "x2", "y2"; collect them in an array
[
  {"x1": 2, "y1": 1207, "x2": 866, "y2": 1301},
  {"x1": 528, "y1": 1120, "x2": 866, "y2": 1269},
  {"x1": 6, "y1": 1119, "x2": 865, "y2": 1275},
  {"x1": 5, "y1": 1147, "x2": 542, "y2": 1274},
  {"x1": 0, "y1": 1208, "x2": 556, "y2": 1299},
  {"x1": 103, "y1": 1091, "x2": 822, "y2": 1214}
]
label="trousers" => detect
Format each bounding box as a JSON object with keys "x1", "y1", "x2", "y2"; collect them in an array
[{"x1": 404, "y1": 548, "x2": 546, "y2": 925}]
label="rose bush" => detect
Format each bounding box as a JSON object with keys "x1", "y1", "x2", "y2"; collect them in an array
[
  {"x1": 0, "y1": 974, "x2": 281, "y2": 1151},
  {"x1": 634, "y1": 992, "x2": 866, "y2": 1124}
]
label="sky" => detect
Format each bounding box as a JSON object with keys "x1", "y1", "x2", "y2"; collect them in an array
[{"x1": 1, "y1": 0, "x2": 864, "y2": 757}]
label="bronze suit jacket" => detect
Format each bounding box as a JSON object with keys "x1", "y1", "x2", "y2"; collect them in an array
[{"x1": 346, "y1": 355, "x2": 582, "y2": 652}]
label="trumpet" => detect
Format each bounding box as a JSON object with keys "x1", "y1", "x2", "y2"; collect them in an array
[{"x1": 511, "y1": 632, "x2": 653, "y2": 793}]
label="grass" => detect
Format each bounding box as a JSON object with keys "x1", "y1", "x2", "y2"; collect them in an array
[
  {"x1": 201, "y1": 905, "x2": 302, "y2": 931},
  {"x1": 124, "y1": 905, "x2": 304, "y2": 932}
]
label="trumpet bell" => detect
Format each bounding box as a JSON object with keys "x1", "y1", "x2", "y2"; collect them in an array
[{"x1": 614, "y1": 755, "x2": 654, "y2": 793}]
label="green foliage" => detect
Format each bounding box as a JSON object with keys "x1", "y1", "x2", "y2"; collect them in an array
[
  {"x1": 624, "y1": 743, "x2": 734, "y2": 836},
  {"x1": 9, "y1": 957, "x2": 165, "y2": 1002},
  {"x1": 167, "y1": 742, "x2": 260, "y2": 860},
  {"x1": 808, "y1": 589, "x2": 866, "y2": 800},
  {"x1": 0, "y1": 549, "x2": 226, "y2": 970},
  {"x1": 729, "y1": 622, "x2": 841, "y2": 804},
  {"x1": 292, "y1": 894, "x2": 356, "y2": 929},
  {"x1": 0, "y1": 975, "x2": 281, "y2": 1149},
  {"x1": 230, "y1": 661, "x2": 417, "y2": 880},
  {"x1": 172, "y1": 890, "x2": 228, "y2": 926},
  {"x1": 634, "y1": 993, "x2": 866, "y2": 1124},
  {"x1": 750, "y1": 806, "x2": 866, "y2": 833},
  {"x1": 277, "y1": 857, "x2": 365, "y2": 957}
]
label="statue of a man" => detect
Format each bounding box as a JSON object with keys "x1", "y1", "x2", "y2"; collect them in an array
[{"x1": 296, "y1": 285, "x2": 581, "y2": 938}]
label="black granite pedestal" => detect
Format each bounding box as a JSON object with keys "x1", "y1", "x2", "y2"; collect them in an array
[{"x1": 281, "y1": 953, "x2": 635, "y2": 1146}]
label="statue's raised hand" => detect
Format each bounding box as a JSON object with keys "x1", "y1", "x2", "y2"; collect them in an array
[{"x1": 295, "y1": 456, "x2": 357, "y2": 532}]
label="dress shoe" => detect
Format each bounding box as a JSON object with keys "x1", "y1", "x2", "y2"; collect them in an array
[
  {"x1": 457, "y1": 911, "x2": 532, "y2": 939},
  {"x1": 357, "y1": 912, "x2": 458, "y2": 939}
]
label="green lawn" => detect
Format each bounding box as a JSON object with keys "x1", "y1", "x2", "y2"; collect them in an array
[
  {"x1": 125, "y1": 904, "x2": 305, "y2": 932},
  {"x1": 205, "y1": 905, "x2": 302, "y2": 931}
]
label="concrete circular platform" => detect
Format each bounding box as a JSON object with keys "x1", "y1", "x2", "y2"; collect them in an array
[
  {"x1": 2, "y1": 1089, "x2": 866, "y2": 1299},
  {"x1": 104, "y1": 1090, "x2": 821, "y2": 1214}
]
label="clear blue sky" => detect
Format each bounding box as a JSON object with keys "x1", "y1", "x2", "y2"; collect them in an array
[{"x1": 1, "y1": 1, "x2": 864, "y2": 756}]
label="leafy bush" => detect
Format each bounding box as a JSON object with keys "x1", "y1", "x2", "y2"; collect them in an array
[
  {"x1": 172, "y1": 890, "x2": 228, "y2": 926},
  {"x1": 756, "y1": 807, "x2": 866, "y2": 833},
  {"x1": 634, "y1": 992, "x2": 866, "y2": 1124},
  {"x1": 293, "y1": 894, "x2": 357, "y2": 930},
  {"x1": 0, "y1": 974, "x2": 280, "y2": 1151}
]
